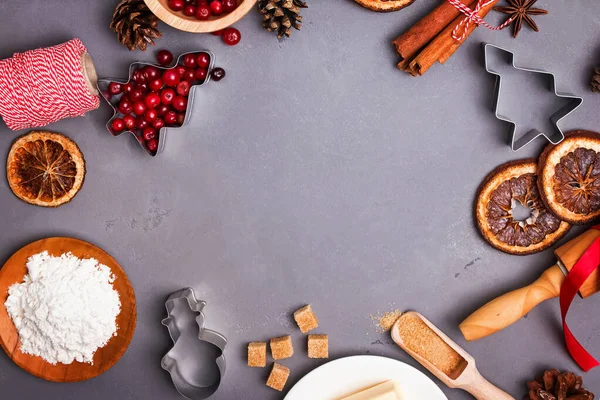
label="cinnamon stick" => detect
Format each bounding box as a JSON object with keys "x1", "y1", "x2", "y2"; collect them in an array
[
  {"x1": 438, "y1": 0, "x2": 500, "y2": 64},
  {"x1": 393, "y1": 0, "x2": 477, "y2": 70},
  {"x1": 406, "y1": 0, "x2": 500, "y2": 76}
]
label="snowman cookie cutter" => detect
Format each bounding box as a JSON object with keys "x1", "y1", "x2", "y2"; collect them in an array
[
  {"x1": 161, "y1": 288, "x2": 227, "y2": 399},
  {"x1": 483, "y1": 43, "x2": 583, "y2": 151}
]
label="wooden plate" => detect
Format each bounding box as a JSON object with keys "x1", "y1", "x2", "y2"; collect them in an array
[{"x1": 0, "y1": 237, "x2": 136, "y2": 382}]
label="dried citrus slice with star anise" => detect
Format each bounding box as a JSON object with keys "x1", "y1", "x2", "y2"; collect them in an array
[
  {"x1": 539, "y1": 130, "x2": 600, "y2": 224},
  {"x1": 353, "y1": 0, "x2": 415, "y2": 12},
  {"x1": 7, "y1": 131, "x2": 85, "y2": 207},
  {"x1": 475, "y1": 159, "x2": 570, "y2": 255}
]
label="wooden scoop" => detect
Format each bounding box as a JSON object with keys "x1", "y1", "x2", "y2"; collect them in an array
[
  {"x1": 391, "y1": 312, "x2": 514, "y2": 400},
  {"x1": 460, "y1": 228, "x2": 600, "y2": 341}
]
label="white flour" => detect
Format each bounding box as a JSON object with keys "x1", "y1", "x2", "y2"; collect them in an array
[{"x1": 4, "y1": 251, "x2": 121, "y2": 365}]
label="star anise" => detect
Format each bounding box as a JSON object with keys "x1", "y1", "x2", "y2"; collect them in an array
[{"x1": 494, "y1": 0, "x2": 548, "y2": 38}]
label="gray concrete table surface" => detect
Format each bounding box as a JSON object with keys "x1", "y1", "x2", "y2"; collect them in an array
[{"x1": 1, "y1": 0, "x2": 599, "y2": 399}]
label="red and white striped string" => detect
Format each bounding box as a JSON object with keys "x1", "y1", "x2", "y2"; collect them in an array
[
  {"x1": 0, "y1": 38, "x2": 99, "y2": 131},
  {"x1": 446, "y1": 0, "x2": 514, "y2": 41}
]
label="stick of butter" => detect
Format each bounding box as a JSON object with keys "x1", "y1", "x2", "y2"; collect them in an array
[{"x1": 340, "y1": 380, "x2": 402, "y2": 400}]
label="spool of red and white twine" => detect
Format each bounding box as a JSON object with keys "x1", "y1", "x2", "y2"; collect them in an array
[{"x1": 0, "y1": 38, "x2": 99, "y2": 131}]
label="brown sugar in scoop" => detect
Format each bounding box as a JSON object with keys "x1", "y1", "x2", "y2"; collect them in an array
[{"x1": 391, "y1": 312, "x2": 514, "y2": 399}]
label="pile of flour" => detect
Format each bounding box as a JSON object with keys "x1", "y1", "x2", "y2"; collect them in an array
[{"x1": 4, "y1": 251, "x2": 121, "y2": 365}]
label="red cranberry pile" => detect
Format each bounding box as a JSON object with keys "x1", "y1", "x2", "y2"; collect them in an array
[
  {"x1": 107, "y1": 50, "x2": 226, "y2": 155},
  {"x1": 168, "y1": 0, "x2": 239, "y2": 21}
]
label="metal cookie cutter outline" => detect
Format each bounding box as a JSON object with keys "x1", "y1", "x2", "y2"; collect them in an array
[
  {"x1": 483, "y1": 43, "x2": 583, "y2": 151},
  {"x1": 161, "y1": 288, "x2": 227, "y2": 400},
  {"x1": 97, "y1": 51, "x2": 215, "y2": 157}
]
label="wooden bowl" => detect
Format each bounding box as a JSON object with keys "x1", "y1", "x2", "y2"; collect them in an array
[
  {"x1": 144, "y1": 0, "x2": 258, "y2": 33},
  {"x1": 0, "y1": 237, "x2": 136, "y2": 382}
]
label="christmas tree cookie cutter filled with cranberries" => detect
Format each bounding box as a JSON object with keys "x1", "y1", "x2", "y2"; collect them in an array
[{"x1": 98, "y1": 50, "x2": 215, "y2": 157}]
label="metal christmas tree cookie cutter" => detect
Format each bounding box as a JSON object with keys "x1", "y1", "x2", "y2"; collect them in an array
[
  {"x1": 97, "y1": 51, "x2": 215, "y2": 157},
  {"x1": 161, "y1": 288, "x2": 227, "y2": 400},
  {"x1": 483, "y1": 43, "x2": 583, "y2": 151}
]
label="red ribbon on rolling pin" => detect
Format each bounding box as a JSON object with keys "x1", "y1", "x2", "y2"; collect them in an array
[{"x1": 560, "y1": 225, "x2": 600, "y2": 371}]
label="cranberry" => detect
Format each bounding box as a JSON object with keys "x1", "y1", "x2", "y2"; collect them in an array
[
  {"x1": 132, "y1": 69, "x2": 146, "y2": 84},
  {"x1": 160, "y1": 88, "x2": 176, "y2": 105},
  {"x1": 211, "y1": 29, "x2": 224, "y2": 36},
  {"x1": 144, "y1": 92, "x2": 161, "y2": 109},
  {"x1": 163, "y1": 69, "x2": 181, "y2": 87},
  {"x1": 222, "y1": 27, "x2": 241, "y2": 46},
  {"x1": 143, "y1": 127, "x2": 157, "y2": 141},
  {"x1": 168, "y1": 0, "x2": 184, "y2": 11},
  {"x1": 112, "y1": 118, "x2": 125, "y2": 133},
  {"x1": 144, "y1": 108, "x2": 158, "y2": 122},
  {"x1": 183, "y1": 5, "x2": 196, "y2": 16},
  {"x1": 123, "y1": 82, "x2": 134, "y2": 93},
  {"x1": 149, "y1": 78, "x2": 164, "y2": 92},
  {"x1": 195, "y1": 4, "x2": 211, "y2": 20},
  {"x1": 210, "y1": 67, "x2": 225, "y2": 81},
  {"x1": 108, "y1": 82, "x2": 122, "y2": 95},
  {"x1": 133, "y1": 101, "x2": 147, "y2": 115},
  {"x1": 177, "y1": 81, "x2": 191, "y2": 96},
  {"x1": 183, "y1": 54, "x2": 197, "y2": 69},
  {"x1": 156, "y1": 50, "x2": 174, "y2": 66},
  {"x1": 197, "y1": 52, "x2": 210, "y2": 68},
  {"x1": 223, "y1": 0, "x2": 237, "y2": 13},
  {"x1": 130, "y1": 87, "x2": 145, "y2": 102},
  {"x1": 175, "y1": 65, "x2": 185, "y2": 78},
  {"x1": 184, "y1": 0, "x2": 194, "y2": 4},
  {"x1": 210, "y1": 1, "x2": 223, "y2": 15},
  {"x1": 157, "y1": 104, "x2": 170, "y2": 116},
  {"x1": 195, "y1": 68, "x2": 207, "y2": 81},
  {"x1": 124, "y1": 115, "x2": 136, "y2": 130},
  {"x1": 182, "y1": 68, "x2": 196, "y2": 82},
  {"x1": 152, "y1": 118, "x2": 165, "y2": 130},
  {"x1": 164, "y1": 111, "x2": 178, "y2": 125},
  {"x1": 138, "y1": 82, "x2": 149, "y2": 91},
  {"x1": 118, "y1": 98, "x2": 133, "y2": 115},
  {"x1": 143, "y1": 66, "x2": 161, "y2": 81},
  {"x1": 146, "y1": 139, "x2": 159, "y2": 153},
  {"x1": 172, "y1": 96, "x2": 188, "y2": 111},
  {"x1": 136, "y1": 117, "x2": 149, "y2": 130},
  {"x1": 176, "y1": 113, "x2": 186, "y2": 126}
]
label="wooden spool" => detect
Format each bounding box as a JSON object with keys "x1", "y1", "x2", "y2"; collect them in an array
[{"x1": 0, "y1": 237, "x2": 136, "y2": 382}]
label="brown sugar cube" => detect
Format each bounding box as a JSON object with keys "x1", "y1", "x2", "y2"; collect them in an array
[
  {"x1": 247, "y1": 342, "x2": 267, "y2": 367},
  {"x1": 270, "y1": 335, "x2": 294, "y2": 360},
  {"x1": 293, "y1": 304, "x2": 319, "y2": 333},
  {"x1": 266, "y1": 362, "x2": 290, "y2": 391},
  {"x1": 307, "y1": 334, "x2": 328, "y2": 359}
]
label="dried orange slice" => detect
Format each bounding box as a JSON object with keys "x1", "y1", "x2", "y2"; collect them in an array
[
  {"x1": 353, "y1": 0, "x2": 415, "y2": 12},
  {"x1": 475, "y1": 160, "x2": 570, "y2": 255},
  {"x1": 7, "y1": 131, "x2": 85, "y2": 207},
  {"x1": 539, "y1": 130, "x2": 600, "y2": 225}
]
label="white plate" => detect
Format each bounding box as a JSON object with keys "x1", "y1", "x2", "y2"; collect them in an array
[{"x1": 285, "y1": 355, "x2": 447, "y2": 400}]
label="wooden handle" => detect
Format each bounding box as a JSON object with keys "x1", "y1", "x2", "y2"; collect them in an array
[
  {"x1": 460, "y1": 369, "x2": 514, "y2": 400},
  {"x1": 459, "y1": 265, "x2": 564, "y2": 341}
]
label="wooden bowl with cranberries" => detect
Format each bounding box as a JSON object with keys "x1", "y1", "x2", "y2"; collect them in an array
[{"x1": 144, "y1": 0, "x2": 256, "y2": 33}]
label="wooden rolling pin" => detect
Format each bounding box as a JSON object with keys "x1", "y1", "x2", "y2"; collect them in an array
[{"x1": 460, "y1": 228, "x2": 600, "y2": 341}]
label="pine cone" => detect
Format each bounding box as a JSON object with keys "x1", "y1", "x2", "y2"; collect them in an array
[
  {"x1": 110, "y1": 0, "x2": 162, "y2": 51},
  {"x1": 258, "y1": 0, "x2": 308, "y2": 39},
  {"x1": 592, "y1": 67, "x2": 600, "y2": 92},
  {"x1": 526, "y1": 370, "x2": 594, "y2": 400}
]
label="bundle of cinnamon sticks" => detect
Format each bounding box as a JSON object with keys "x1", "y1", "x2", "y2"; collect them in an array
[{"x1": 393, "y1": 0, "x2": 499, "y2": 76}]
